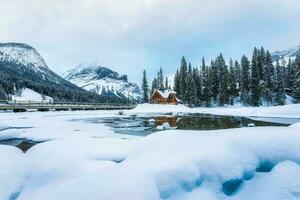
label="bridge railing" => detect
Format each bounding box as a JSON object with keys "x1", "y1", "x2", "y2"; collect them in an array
[{"x1": 0, "y1": 100, "x2": 137, "y2": 111}]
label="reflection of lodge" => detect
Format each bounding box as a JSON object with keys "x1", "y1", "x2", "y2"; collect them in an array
[
  {"x1": 150, "y1": 90, "x2": 180, "y2": 105},
  {"x1": 155, "y1": 116, "x2": 178, "y2": 127}
]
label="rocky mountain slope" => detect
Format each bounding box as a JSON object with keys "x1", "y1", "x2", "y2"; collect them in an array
[
  {"x1": 0, "y1": 43, "x2": 112, "y2": 102},
  {"x1": 65, "y1": 66, "x2": 142, "y2": 102},
  {"x1": 271, "y1": 44, "x2": 300, "y2": 61}
]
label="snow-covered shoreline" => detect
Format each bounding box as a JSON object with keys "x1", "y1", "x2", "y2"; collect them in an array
[
  {"x1": 1, "y1": 106, "x2": 300, "y2": 200},
  {"x1": 128, "y1": 103, "x2": 300, "y2": 119}
]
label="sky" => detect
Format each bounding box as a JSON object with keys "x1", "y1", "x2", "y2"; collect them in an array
[{"x1": 1, "y1": 0, "x2": 300, "y2": 83}]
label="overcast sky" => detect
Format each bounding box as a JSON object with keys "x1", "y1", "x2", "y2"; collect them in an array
[{"x1": 1, "y1": 0, "x2": 300, "y2": 82}]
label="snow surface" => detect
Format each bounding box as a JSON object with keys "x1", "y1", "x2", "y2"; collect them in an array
[
  {"x1": 12, "y1": 88, "x2": 53, "y2": 102},
  {"x1": 0, "y1": 145, "x2": 29, "y2": 200},
  {"x1": 128, "y1": 103, "x2": 300, "y2": 118},
  {"x1": 1, "y1": 108, "x2": 300, "y2": 199},
  {"x1": 0, "y1": 110, "x2": 138, "y2": 141}
]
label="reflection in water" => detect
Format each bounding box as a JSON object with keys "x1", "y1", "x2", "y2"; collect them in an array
[
  {"x1": 154, "y1": 116, "x2": 178, "y2": 127},
  {"x1": 176, "y1": 115, "x2": 284, "y2": 130},
  {"x1": 96, "y1": 114, "x2": 289, "y2": 136}
]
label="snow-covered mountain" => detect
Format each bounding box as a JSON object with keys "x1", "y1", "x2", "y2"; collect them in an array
[
  {"x1": 65, "y1": 65, "x2": 142, "y2": 101},
  {"x1": 0, "y1": 43, "x2": 106, "y2": 102},
  {"x1": 0, "y1": 43, "x2": 47, "y2": 69},
  {"x1": 271, "y1": 44, "x2": 300, "y2": 61}
]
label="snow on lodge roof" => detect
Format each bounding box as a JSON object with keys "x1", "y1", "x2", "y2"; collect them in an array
[{"x1": 156, "y1": 89, "x2": 176, "y2": 99}]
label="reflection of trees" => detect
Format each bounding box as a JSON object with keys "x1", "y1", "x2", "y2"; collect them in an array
[{"x1": 176, "y1": 115, "x2": 247, "y2": 130}]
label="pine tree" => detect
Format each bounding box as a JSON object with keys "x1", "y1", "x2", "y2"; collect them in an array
[
  {"x1": 151, "y1": 78, "x2": 158, "y2": 95},
  {"x1": 219, "y1": 64, "x2": 229, "y2": 106},
  {"x1": 216, "y1": 54, "x2": 228, "y2": 106},
  {"x1": 165, "y1": 77, "x2": 169, "y2": 90},
  {"x1": 241, "y1": 55, "x2": 250, "y2": 104},
  {"x1": 179, "y1": 57, "x2": 188, "y2": 102},
  {"x1": 234, "y1": 60, "x2": 241, "y2": 91},
  {"x1": 228, "y1": 58, "x2": 238, "y2": 105},
  {"x1": 142, "y1": 70, "x2": 149, "y2": 103},
  {"x1": 201, "y1": 57, "x2": 206, "y2": 71},
  {"x1": 193, "y1": 67, "x2": 202, "y2": 105},
  {"x1": 273, "y1": 60, "x2": 286, "y2": 105},
  {"x1": 186, "y1": 71, "x2": 197, "y2": 106},
  {"x1": 258, "y1": 47, "x2": 265, "y2": 80},
  {"x1": 250, "y1": 48, "x2": 261, "y2": 106},
  {"x1": 262, "y1": 51, "x2": 274, "y2": 105},
  {"x1": 286, "y1": 58, "x2": 295, "y2": 93},
  {"x1": 157, "y1": 67, "x2": 164, "y2": 90},
  {"x1": 174, "y1": 70, "x2": 180, "y2": 96},
  {"x1": 211, "y1": 60, "x2": 219, "y2": 104},
  {"x1": 202, "y1": 63, "x2": 212, "y2": 106},
  {"x1": 293, "y1": 53, "x2": 300, "y2": 101}
]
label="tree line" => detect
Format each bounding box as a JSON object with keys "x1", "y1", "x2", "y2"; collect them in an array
[{"x1": 142, "y1": 46, "x2": 300, "y2": 107}]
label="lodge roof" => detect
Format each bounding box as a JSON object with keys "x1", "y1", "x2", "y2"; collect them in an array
[{"x1": 154, "y1": 89, "x2": 176, "y2": 99}]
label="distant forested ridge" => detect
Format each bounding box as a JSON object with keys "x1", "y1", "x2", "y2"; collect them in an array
[
  {"x1": 150, "y1": 46, "x2": 300, "y2": 107},
  {"x1": 0, "y1": 43, "x2": 129, "y2": 103}
]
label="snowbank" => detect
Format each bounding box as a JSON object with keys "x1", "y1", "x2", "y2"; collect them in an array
[
  {"x1": 0, "y1": 145, "x2": 29, "y2": 200},
  {"x1": 129, "y1": 103, "x2": 300, "y2": 119},
  {"x1": 0, "y1": 110, "x2": 135, "y2": 141},
  {"x1": 12, "y1": 88, "x2": 53, "y2": 102},
  {"x1": 0, "y1": 123, "x2": 9, "y2": 131},
  {"x1": 7, "y1": 125, "x2": 300, "y2": 200}
]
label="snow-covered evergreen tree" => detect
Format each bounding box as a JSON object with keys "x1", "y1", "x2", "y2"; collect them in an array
[
  {"x1": 157, "y1": 67, "x2": 164, "y2": 90},
  {"x1": 228, "y1": 59, "x2": 238, "y2": 105},
  {"x1": 165, "y1": 77, "x2": 169, "y2": 90},
  {"x1": 286, "y1": 58, "x2": 295, "y2": 93},
  {"x1": 151, "y1": 78, "x2": 158, "y2": 95},
  {"x1": 250, "y1": 48, "x2": 261, "y2": 106},
  {"x1": 179, "y1": 57, "x2": 188, "y2": 102},
  {"x1": 234, "y1": 60, "x2": 242, "y2": 90},
  {"x1": 273, "y1": 60, "x2": 286, "y2": 105},
  {"x1": 293, "y1": 53, "x2": 300, "y2": 101},
  {"x1": 202, "y1": 64, "x2": 212, "y2": 106},
  {"x1": 142, "y1": 70, "x2": 149, "y2": 103},
  {"x1": 174, "y1": 70, "x2": 180, "y2": 96},
  {"x1": 262, "y1": 51, "x2": 274, "y2": 105},
  {"x1": 241, "y1": 55, "x2": 250, "y2": 104},
  {"x1": 193, "y1": 67, "x2": 202, "y2": 105}
]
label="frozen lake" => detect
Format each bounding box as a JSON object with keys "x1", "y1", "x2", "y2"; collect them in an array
[
  {"x1": 79, "y1": 113, "x2": 293, "y2": 136},
  {"x1": 1, "y1": 112, "x2": 298, "y2": 152}
]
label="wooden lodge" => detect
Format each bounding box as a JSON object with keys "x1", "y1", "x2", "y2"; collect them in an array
[{"x1": 150, "y1": 90, "x2": 180, "y2": 105}]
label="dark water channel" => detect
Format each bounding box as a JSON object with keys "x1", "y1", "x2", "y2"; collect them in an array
[{"x1": 0, "y1": 139, "x2": 39, "y2": 152}]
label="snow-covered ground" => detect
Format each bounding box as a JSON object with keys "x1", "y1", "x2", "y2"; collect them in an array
[
  {"x1": 128, "y1": 103, "x2": 300, "y2": 118},
  {"x1": 12, "y1": 88, "x2": 53, "y2": 102},
  {"x1": 1, "y1": 106, "x2": 300, "y2": 200}
]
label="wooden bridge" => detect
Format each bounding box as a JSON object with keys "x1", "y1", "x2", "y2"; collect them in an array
[{"x1": 0, "y1": 100, "x2": 137, "y2": 112}]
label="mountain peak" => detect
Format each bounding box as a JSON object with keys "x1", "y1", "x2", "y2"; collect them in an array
[
  {"x1": 65, "y1": 65, "x2": 128, "y2": 82},
  {"x1": 271, "y1": 44, "x2": 300, "y2": 61},
  {"x1": 65, "y1": 65, "x2": 141, "y2": 101},
  {"x1": 0, "y1": 42, "x2": 48, "y2": 69}
]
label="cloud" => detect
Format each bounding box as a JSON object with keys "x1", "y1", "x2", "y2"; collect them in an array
[{"x1": 1, "y1": 0, "x2": 300, "y2": 81}]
